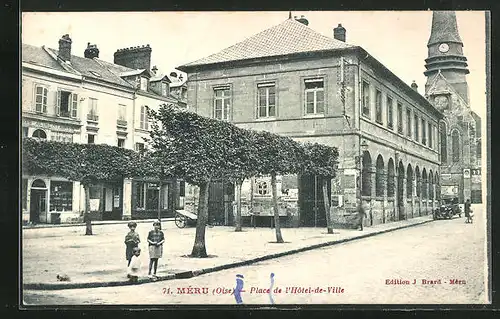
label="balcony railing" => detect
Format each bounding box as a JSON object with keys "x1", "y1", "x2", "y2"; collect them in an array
[
  {"x1": 117, "y1": 119, "x2": 128, "y2": 127},
  {"x1": 87, "y1": 114, "x2": 99, "y2": 122}
]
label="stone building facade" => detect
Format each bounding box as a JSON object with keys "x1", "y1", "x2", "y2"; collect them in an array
[
  {"x1": 178, "y1": 16, "x2": 443, "y2": 228},
  {"x1": 22, "y1": 35, "x2": 185, "y2": 224},
  {"x1": 424, "y1": 11, "x2": 483, "y2": 204}
]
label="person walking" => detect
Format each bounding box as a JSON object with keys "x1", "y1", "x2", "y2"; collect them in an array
[
  {"x1": 464, "y1": 199, "x2": 472, "y2": 223},
  {"x1": 124, "y1": 222, "x2": 140, "y2": 267},
  {"x1": 147, "y1": 221, "x2": 165, "y2": 278},
  {"x1": 357, "y1": 201, "x2": 368, "y2": 231}
]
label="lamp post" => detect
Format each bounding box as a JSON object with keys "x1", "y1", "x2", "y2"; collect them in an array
[{"x1": 359, "y1": 140, "x2": 369, "y2": 202}]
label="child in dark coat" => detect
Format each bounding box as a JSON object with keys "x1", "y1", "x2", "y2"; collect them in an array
[{"x1": 124, "y1": 222, "x2": 140, "y2": 267}]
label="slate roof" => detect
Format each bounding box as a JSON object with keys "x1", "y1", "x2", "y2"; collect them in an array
[
  {"x1": 45, "y1": 48, "x2": 134, "y2": 88},
  {"x1": 22, "y1": 43, "x2": 67, "y2": 72},
  {"x1": 428, "y1": 11, "x2": 463, "y2": 46},
  {"x1": 180, "y1": 18, "x2": 354, "y2": 68}
]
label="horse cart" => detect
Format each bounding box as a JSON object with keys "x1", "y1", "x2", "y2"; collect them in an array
[{"x1": 174, "y1": 210, "x2": 197, "y2": 228}]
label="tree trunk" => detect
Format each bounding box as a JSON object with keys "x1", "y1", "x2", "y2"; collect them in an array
[
  {"x1": 84, "y1": 185, "x2": 93, "y2": 235},
  {"x1": 271, "y1": 173, "x2": 284, "y2": 243},
  {"x1": 235, "y1": 180, "x2": 243, "y2": 232},
  {"x1": 322, "y1": 178, "x2": 334, "y2": 234},
  {"x1": 191, "y1": 181, "x2": 210, "y2": 257}
]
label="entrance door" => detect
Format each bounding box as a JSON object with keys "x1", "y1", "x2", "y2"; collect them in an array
[
  {"x1": 208, "y1": 181, "x2": 234, "y2": 225},
  {"x1": 111, "y1": 187, "x2": 123, "y2": 220},
  {"x1": 30, "y1": 189, "x2": 46, "y2": 224},
  {"x1": 299, "y1": 174, "x2": 329, "y2": 227}
]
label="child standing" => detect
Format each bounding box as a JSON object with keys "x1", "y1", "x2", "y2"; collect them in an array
[
  {"x1": 124, "y1": 222, "x2": 140, "y2": 267},
  {"x1": 147, "y1": 221, "x2": 165, "y2": 278},
  {"x1": 127, "y1": 247, "x2": 142, "y2": 283}
]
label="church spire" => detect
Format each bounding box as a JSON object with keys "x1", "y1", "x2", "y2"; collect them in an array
[{"x1": 427, "y1": 11, "x2": 463, "y2": 46}]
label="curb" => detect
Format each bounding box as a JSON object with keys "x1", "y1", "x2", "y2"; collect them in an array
[
  {"x1": 22, "y1": 218, "x2": 175, "y2": 230},
  {"x1": 23, "y1": 218, "x2": 433, "y2": 291}
]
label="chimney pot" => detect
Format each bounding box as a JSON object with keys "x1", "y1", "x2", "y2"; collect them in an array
[
  {"x1": 333, "y1": 23, "x2": 346, "y2": 42},
  {"x1": 295, "y1": 15, "x2": 309, "y2": 26},
  {"x1": 84, "y1": 43, "x2": 100, "y2": 59},
  {"x1": 411, "y1": 81, "x2": 418, "y2": 91}
]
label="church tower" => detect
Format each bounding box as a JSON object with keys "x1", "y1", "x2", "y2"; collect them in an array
[
  {"x1": 424, "y1": 11, "x2": 470, "y2": 104},
  {"x1": 424, "y1": 11, "x2": 482, "y2": 204}
]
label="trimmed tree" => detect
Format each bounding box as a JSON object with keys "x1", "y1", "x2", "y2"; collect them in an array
[
  {"x1": 149, "y1": 104, "x2": 240, "y2": 257},
  {"x1": 22, "y1": 138, "x2": 146, "y2": 234},
  {"x1": 301, "y1": 143, "x2": 339, "y2": 234},
  {"x1": 253, "y1": 131, "x2": 303, "y2": 243}
]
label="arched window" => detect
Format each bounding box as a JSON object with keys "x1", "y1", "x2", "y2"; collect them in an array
[
  {"x1": 415, "y1": 166, "x2": 421, "y2": 198},
  {"x1": 32, "y1": 129, "x2": 47, "y2": 140},
  {"x1": 452, "y1": 130, "x2": 460, "y2": 162},
  {"x1": 440, "y1": 122, "x2": 447, "y2": 164},
  {"x1": 31, "y1": 179, "x2": 47, "y2": 188},
  {"x1": 429, "y1": 170, "x2": 434, "y2": 200},
  {"x1": 422, "y1": 169, "x2": 428, "y2": 199},
  {"x1": 375, "y1": 155, "x2": 385, "y2": 197},
  {"x1": 361, "y1": 151, "x2": 372, "y2": 196},
  {"x1": 406, "y1": 164, "x2": 413, "y2": 198},
  {"x1": 387, "y1": 158, "x2": 395, "y2": 198}
]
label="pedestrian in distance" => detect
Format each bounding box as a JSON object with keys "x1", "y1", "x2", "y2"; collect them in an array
[
  {"x1": 124, "y1": 222, "x2": 140, "y2": 267},
  {"x1": 357, "y1": 201, "x2": 368, "y2": 231},
  {"x1": 84, "y1": 212, "x2": 92, "y2": 235},
  {"x1": 127, "y1": 247, "x2": 142, "y2": 283},
  {"x1": 147, "y1": 221, "x2": 165, "y2": 278},
  {"x1": 464, "y1": 199, "x2": 472, "y2": 223}
]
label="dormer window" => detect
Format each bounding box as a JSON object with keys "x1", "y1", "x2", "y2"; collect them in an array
[
  {"x1": 161, "y1": 82, "x2": 168, "y2": 96},
  {"x1": 140, "y1": 77, "x2": 148, "y2": 91}
]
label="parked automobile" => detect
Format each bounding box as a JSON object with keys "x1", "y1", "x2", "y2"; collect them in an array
[{"x1": 433, "y1": 198, "x2": 462, "y2": 220}]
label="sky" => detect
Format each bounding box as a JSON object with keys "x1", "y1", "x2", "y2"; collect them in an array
[{"x1": 21, "y1": 11, "x2": 487, "y2": 132}]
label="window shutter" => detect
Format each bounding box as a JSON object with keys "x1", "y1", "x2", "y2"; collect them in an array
[
  {"x1": 43, "y1": 88, "x2": 48, "y2": 113},
  {"x1": 71, "y1": 93, "x2": 78, "y2": 118},
  {"x1": 56, "y1": 90, "x2": 61, "y2": 116}
]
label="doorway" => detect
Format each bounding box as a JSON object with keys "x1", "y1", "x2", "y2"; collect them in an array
[
  {"x1": 30, "y1": 189, "x2": 47, "y2": 223},
  {"x1": 299, "y1": 174, "x2": 330, "y2": 227}
]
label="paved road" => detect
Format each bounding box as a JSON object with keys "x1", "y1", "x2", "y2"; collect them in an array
[{"x1": 23, "y1": 209, "x2": 488, "y2": 305}]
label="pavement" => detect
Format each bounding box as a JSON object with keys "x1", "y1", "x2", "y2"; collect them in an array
[
  {"x1": 22, "y1": 218, "x2": 174, "y2": 229},
  {"x1": 22, "y1": 215, "x2": 435, "y2": 290}
]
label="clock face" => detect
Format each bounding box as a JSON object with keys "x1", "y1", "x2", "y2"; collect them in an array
[{"x1": 438, "y1": 43, "x2": 450, "y2": 53}]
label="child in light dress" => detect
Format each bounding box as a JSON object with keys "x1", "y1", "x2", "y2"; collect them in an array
[{"x1": 127, "y1": 247, "x2": 142, "y2": 283}]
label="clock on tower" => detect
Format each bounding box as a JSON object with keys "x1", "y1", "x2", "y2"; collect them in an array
[{"x1": 438, "y1": 43, "x2": 449, "y2": 53}]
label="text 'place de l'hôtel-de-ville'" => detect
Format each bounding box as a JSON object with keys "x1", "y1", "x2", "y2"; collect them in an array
[{"x1": 21, "y1": 11, "x2": 482, "y2": 228}]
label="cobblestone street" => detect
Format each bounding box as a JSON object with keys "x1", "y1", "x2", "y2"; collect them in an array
[{"x1": 22, "y1": 205, "x2": 488, "y2": 305}]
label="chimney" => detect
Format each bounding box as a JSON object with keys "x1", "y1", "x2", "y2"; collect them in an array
[
  {"x1": 113, "y1": 44, "x2": 152, "y2": 70},
  {"x1": 295, "y1": 15, "x2": 309, "y2": 26},
  {"x1": 151, "y1": 65, "x2": 158, "y2": 75},
  {"x1": 58, "y1": 34, "x2": 72, "y2": 62},
  {"x1": 84, "y1": 42, "x2": 100, "y2": 59},
  {"x1": 334, "y1": 24, "x2": 346, "y2": 42},
  {"x1": 411, "y1": 81, "x2": 418, "y2": 91}
]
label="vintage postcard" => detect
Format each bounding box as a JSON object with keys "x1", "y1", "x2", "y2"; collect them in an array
[{"x1": 20, "y1": 11, "x2": 490, "y2": 306}]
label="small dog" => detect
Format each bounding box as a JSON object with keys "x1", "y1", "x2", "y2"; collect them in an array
[{"x1": 56, "y1": 274, "x2": 70, "y2": 282}]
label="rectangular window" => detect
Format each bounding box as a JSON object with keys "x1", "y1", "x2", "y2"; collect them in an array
[
  {"x1": 406, "y1": 108, "x2": 412, "y2": 137},
  {"x1": 22, "y1": 179, "x2": 28, "y2": 210},
  {"x1": 87, "y1": 134, "x2": 95, "y2": 144},
  {"x1": 257, "y1": 82, "x2": 276, "y2": 118},
  {"x1": 140, "y1": 105, "x2": 149, "y2": 130},
  {"x1": 57, "y1": 90, "x2": 78, "y2": 118},
  {"x1": 22, "y1": 127, "x2": 29, "y2": 138},
  {"x1": 422, "y1": 118, "x2": 426, "y2": 145},
  {"x1": 414, "y1": 114, "x2": 419, "y2": 141},
  {"x1": 34, "y1": 85, "x2": 48, "y2": 113},
  {"x1": 304, "y1": 79, "x2": 325, "y2": 115},
  {"x1": 375, "y1": 89, "x2": 382, "y2": 124},
  {"x1": 213, "y1": 87, "x2": 231, "y2": 120},
  {"x1": 397, "y1": 103, "x2": 403, "y2": 134},
  {"x1": 362, "y1": 81, "x2": 370, "y2": 117},
  {"x1": 140, "y1": 77, "x2": 148, "y2": 91},
  {"x1": 387, "y1": 96, "x2": 393, "y2": 129},
  {"x1": 134, "y1": 181, "x2": 164, "y2": 210},
  {"x1": 118, "y1": 138, "x2": 125, "y2": 148},
  {"x1": 118, "y1": 104, "x2": 126, "y2": 121},
  {"x1": 49, "y1": 181, "x2": 73, "y2": 211},
  {"x1": 135, "y1": 142, "x2": 145, "y2": 153},
  {"x1": 87, "y1": 98, "x2": 98, "y2": 121}
]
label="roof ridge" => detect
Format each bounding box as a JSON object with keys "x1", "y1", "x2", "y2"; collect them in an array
[{"x1": 43, "y1": 46, "x2": 82, "y2": 76}]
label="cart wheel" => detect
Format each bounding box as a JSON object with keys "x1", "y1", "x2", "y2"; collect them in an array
[{"x1": 175, "y1": 215, "x2": 186, "y2": 228}]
